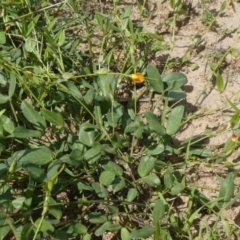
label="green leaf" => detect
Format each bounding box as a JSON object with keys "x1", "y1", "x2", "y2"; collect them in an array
[
  {"x1": 227, "y1": 97, "x2": 239, "y2": 112},
  {"x1": 147, "y1": 143, "x2": 164, "y2": 155},
  {"x1": 121, "y1": 227, "x2": 130, "y2": 240},
  {"x1": 47, "y1": 17, "x2": 58, "y2": 31},
  {"x1": 47, "y1": 160, "x2": 62, "y2": 181},
  {"x1": 21, "y1": 223, "x2": 34, "y2": 240},
  {"x1": 130, "y1": 226, "x2": 155, "y2": 238},
  {"x1": 171, "y1": 183, "x2": 184, "y2": 195},
  {"x1": 127, "y1": 188, "x2": 138, "y2": 202},
  {"x1": 8, "y1": 71, "x2": 16, "y2": 98},
  {"x1": 162, "y1": 72, "x2": 188, "y2": 90},
  {"x1": 111, "y1": 132, "x2": 123, "y2": 149},
  {"x1": 164, "y1": 90, "x2": 187, "y2": 101},
  {"x1": 106, "y1": 102, "x2": 124, "y2": 127},
  {"x1": 133, "y1": 122, "x2": 144, "y2": 139},
  {"x1": 22, "y1": 163, "x2": 47, "y2": 183},
  {"x1": 48, "y1": 197, "x2": 62, "y2": 220},
  {"x1": 122, "y1": 5, "x2": 132, "y2": 30},
  {"x1": 79, "y1": 128, "x2": 96, "y2": 147},
  {"x1": 22, "y1": 179, "x2": 34, "y2": 211},
  {"x1": 99, "y1": 171, "x2": 115, "y2": 186},
  {"x1": 146, "y1": 64, "x2": 164, "y2": 93},
  {"x1": 102, "y1": 144, "x2": 116, "y2": 154},
  {"x1": 106, "y1": 111, "x2": 123, "y2": 128},
  {"x1": 12, "y1": 196, "x2": 26, "y2": 210},
  {"x1": 153, "y1": 199, "x2": 165, "y2": 224},
  {"x1": 189, "y1": 148, "x2": 213, "y2": 157},
  {"x1": 97, "y1": 74, "x2": 117, "y2": 99},
  {"x1": 77, "y1": 180, "x2": 93, "y2": 191},
  {"x1": 84, "y1": 143, "x2": 102, "y2": 164},
  {"x1": 81, "y1": 122, "x2": 99, "y2": 130},
  {"x1": 94, "y1": 68, "x2": 110, "y2": 75},
  {"x1": 145, "y1": 111, "x2": 165, "y2": 136},
  {"x1": 19, "y1": 147, "x2": 53, "y2": 166},
  {"x1": 82, "y1": 234, "x2": 91, "y2": 240},
  {"x1": 94, "y1": 101, "x2": 103, "y2": 126},
  {"x1": 0, "y1": 211, "x2": 11, "y2": 240},
  {"x1": 164, "y1": 170, "x2": 174, "y2": 189},
  {"x1": 84, "y1": 88, "x2": 94, "y2": 105},
  {"x1": 230, "y1": 111, "x2": 240, "y2": 128},
  {"x1": 21, "y1": 101, "x2": 46, "y2": 130},
  {"x1": 112, "y1": 176, "x2": 126, "y2": 192},
  {"x1": 62, "y1": 72, "x2": 73, "y2": 80},
  {"x1": 0, "y1": 163, "x2": 7, "y2": 178},
  {"x1": 183, "y1": 207, "x2": 203, "y2": 233},
  {"x1": 220, "y1": 0, "x2": 227, "y2": 11},
  {"x1": 95, "y1": 221, "x2": 110, "y2": 236},
  {"x1": 12, "y1": 127, "x2": 41, "y2": 138},
  {"x1": 105, "y1": 205, "x2": 119, "y2": 214},
  {"x1": 107, "y1": 223, "x2": 121, "y2": 232},
  {"x1": 218, "y1": 172, "x2": 235, "y2": 208},
  {"x1": 69, "y1": 149, "x2": 83, "y2": 166},
  {"x1": 190, "y1": 63, "x2": 199, "y2": 71},
  {"x1": 223, "y1": 138, "x2": 235, "y2": 152},
  {"x1": 92, "y1": 182, "x2": 108, "y2": 198},
  {"x1": 0, "y1": 31, "x2": 6, "y2": 44},
  {"x1": 26, "y1": 15, "x2": 40, "y2": 36},
  {"x1": 0, "y1": 185, "x2": 12, "y2": 210},
  {"x1": 52, "y1": 230, "x2": 68, "y2": 240},
  {"x1": 216, "y1": 71, "x2": 224, "y2": 92},
  {"x1": 170, "y1": 0, "x2": 175, "y2": 8},
  {"x1": 66, "y1": 81, "x2": 82, "y2": 99},
  {"x1": 101, "y1": 160, "x2": 123, "y2": 176},
  {"x1": 73, "y1": 222, "x2": 87, "y2": 234},
  {"x1": 0, "y1": 94, "x2": 9, "y2": 104},
  {"x1": 58, "y1": 29, "x2": 65, "y2": 46},
  {"x1": 166, "y1": 105, "x2": 184, "y2": 135},
  {"x1": 89, "y1": 212, "x2": 108, "y2": 224},
  {"x1": 41, "y1": 109, "x2": 64, "y2": 127},
  {"x1": 0, "y1": 71, "x2": 7, "y2": 85},
  {"x1": 24, "y1": 38, "x2": 36, "y2": 52},
  {"x1": 0, "y1": 115, "x2": 15, "y2": 134},
  {"x1": 138, "y1": 156, "x2": 155, "y2": 177},
  {"x1": 35, "y1": 218, "x2": 54, "y2": 233},
  {"x1": 162, "y1": 72, "x2": 188, "y2": 101},
  {"x1": 140, "y1": 174, "x2": 161, "y2": 187}
]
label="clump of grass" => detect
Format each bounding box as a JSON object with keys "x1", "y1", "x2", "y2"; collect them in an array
[{"x1": 0, "y1": 0, "x2": 240, "y2": 239}]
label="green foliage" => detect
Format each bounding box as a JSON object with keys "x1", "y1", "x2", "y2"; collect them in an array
[{"x1": 0, "y1": 0, "x2": 238, "y2": 239}]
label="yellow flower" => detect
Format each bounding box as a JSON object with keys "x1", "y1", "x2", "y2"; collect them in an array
[
  {"x1": 231, "y1": 133, "x2": 237, "y2": 142},
  {"x1": 130, "y1": 73, "x2": 145, "y2": 84}
]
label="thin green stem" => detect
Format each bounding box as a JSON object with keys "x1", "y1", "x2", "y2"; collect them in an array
[
  {"x1": 111, "y1": 100, "x2": 115, "y2": 134},
  {"x1": 134, "y1": 84, "x2": 137, "y2": 114},
  {"x1": 9, "y1": 100, "x2": 18, "y2": 123},
  {"x1": 0, "y1": 208, "x2": 19, "y2": 240},
  {"x1": 33, "y1": 192, "x2": 49, "y2": 240}
]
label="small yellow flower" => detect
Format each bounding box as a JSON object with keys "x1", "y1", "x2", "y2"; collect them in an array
[
  {"x1": 231, "y1": 133, "x2": 237, "y2": 142},
  {"x1": 130, "y1": 73, "x2": 145, "y2": 84}
]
